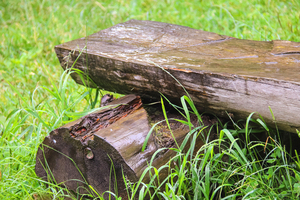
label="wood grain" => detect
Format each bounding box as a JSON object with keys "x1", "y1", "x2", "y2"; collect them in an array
[{"x1": 55, "y1": 19, "x2": 300, "y2": 133}]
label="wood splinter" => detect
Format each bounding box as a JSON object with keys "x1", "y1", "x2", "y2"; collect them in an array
[{"x1": 69, "y1": 95, "x2": 142, "y2": 144}]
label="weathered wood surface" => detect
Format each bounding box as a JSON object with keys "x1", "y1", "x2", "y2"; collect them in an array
[
  {"x1": 35, "y1": 94, "x2": 208, "y2": 199},
  {"x1": 55, "y1": 19, "x2": 300, "y2": 133}
]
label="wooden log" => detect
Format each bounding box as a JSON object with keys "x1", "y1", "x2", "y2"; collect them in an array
[
  {"x1": 35, "y1": 95, "x2": 211, "y2": 199},
  {"x1": 55, "y1": 19, "x2": 300, "y2": 134}
]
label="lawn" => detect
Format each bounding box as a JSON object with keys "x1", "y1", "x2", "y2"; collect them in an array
[{"x1": 1, "y1": 0, "x2": 300, "y2": 199}]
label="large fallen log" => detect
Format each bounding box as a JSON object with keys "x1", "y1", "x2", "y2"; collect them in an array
[
  {"x1": 55, "y1": 19, "x2": 300, "y2": 133},
  {"x1": 35, "y1": 94, "x2": 212, "y2": 199}
]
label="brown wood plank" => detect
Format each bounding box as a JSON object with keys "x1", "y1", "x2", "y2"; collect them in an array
[{"x1": 55, "y1": 19, "x2": 300, "y2": 133}]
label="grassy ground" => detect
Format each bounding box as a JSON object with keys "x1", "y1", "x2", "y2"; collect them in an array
[{"x1": 1, "y1": 0, "x2": 300, "y2": 199}]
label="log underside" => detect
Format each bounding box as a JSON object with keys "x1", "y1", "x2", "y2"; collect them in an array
[
  {"x1": 55, "y1": 19, "x2": 300, "y2": 133},
  {"x1": 35, "y1": 95, "x2": 214, "y2": 199}
]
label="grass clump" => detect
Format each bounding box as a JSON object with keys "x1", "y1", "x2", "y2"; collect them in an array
[{"x1": 127, "y1": 97, "x2": 300, "y2": 200}]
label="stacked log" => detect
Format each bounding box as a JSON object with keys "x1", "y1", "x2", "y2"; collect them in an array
[
  {"x1": 36, "y1": 95, "x2": 214, "y2": 199},
  {"x1": 55, "y1": 19, "x2": 300, "y2": 133},
  {"x1": 36, "y1": 19, "x2": 300, "y2": 199}
]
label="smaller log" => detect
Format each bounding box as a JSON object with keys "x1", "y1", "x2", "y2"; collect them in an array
[{"x1": 35, "y1": 95, "x2": 215, "y2": 199}]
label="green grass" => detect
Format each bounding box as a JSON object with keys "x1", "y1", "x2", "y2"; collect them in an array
[
  {"x1": 1, "y1": 0, "x2": 300, "y2": 199},
  {"x1": 126, "y1": 98, "x2": 300, "y2": 200}
]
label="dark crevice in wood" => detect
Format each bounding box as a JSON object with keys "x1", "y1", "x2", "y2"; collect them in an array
[{"x1": 69, "y1": 96, "x2": 142, "y2": 145}]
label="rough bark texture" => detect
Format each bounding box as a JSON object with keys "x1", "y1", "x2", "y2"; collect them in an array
[
  {"x1": 55, "y1": 19, "x2": 300, "y2": 134},
  {"x1": 35, "y1": 95, "x2": 151, "y2": 199},
  {"x1": 35, "y1": 95, "x2": 211, "y2": 199}
]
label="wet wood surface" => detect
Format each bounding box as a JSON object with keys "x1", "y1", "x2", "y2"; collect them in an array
[
  {"x1": 35, "y1": 95, "x2": 211, "y2": 199},
  {"x1": 55, "y1": 19, "x2": 300, "y2": 133}
]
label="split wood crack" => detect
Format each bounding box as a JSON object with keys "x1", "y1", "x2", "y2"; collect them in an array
[{"x1": 69, "y1": 96, "x2": 142, "y2": 144}]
